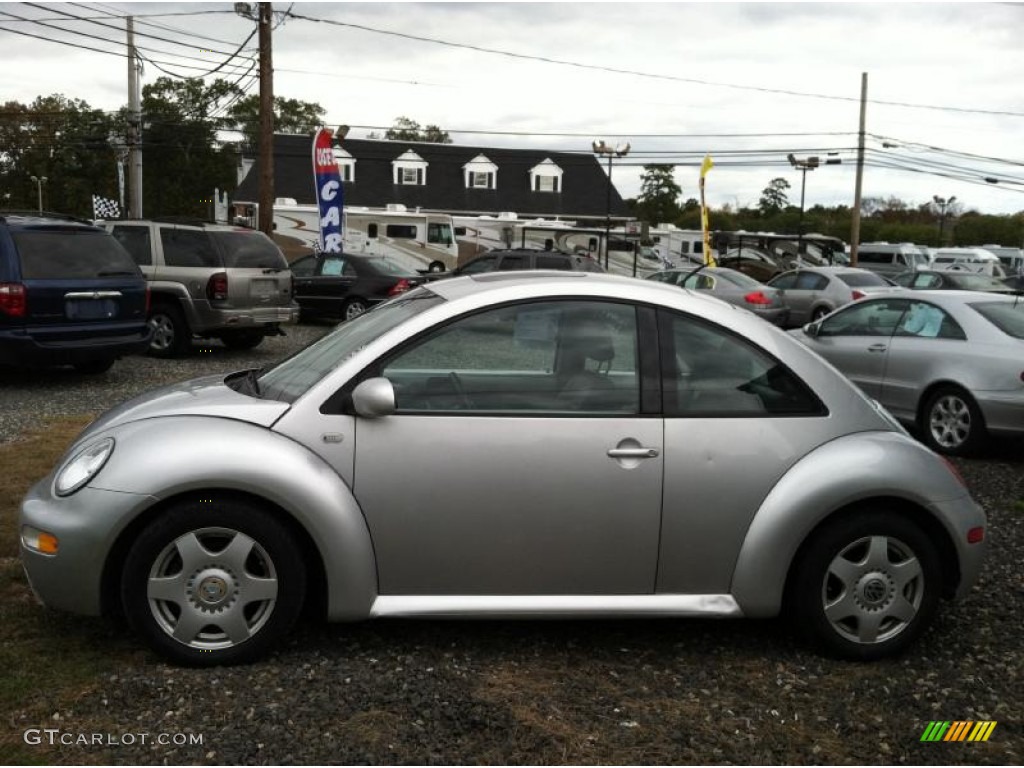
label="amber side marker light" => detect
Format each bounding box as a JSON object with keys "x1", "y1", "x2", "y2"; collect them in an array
[{"x1": 22, "y1": 526, "x2": 59, "y2": 554}]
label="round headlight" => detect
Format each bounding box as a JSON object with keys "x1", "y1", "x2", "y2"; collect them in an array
[{"x1": 55, "y1": 438, "x2": 115, "y2": 497}]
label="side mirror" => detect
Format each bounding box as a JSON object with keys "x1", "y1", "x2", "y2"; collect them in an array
[
  {"x1": 351, "y1": 377, "x2": 396, "y2": 418},
  {"x1": 803, "y1": 321, "x2": 821, "y2": 338}
]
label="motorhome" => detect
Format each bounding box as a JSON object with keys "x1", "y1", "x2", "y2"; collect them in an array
[
  {"x1": 978, "y1": 244, "x2": 1024, "y2": 275},
  {"x1": 248, "y1": 200, "x2": 459, "y2": 273},
  {"x1": 931, "y1": 247, "x2": 1007, "y2": 277},
  {"x1": 855, "y1": 242, "x2": 931, "y2": 277}
]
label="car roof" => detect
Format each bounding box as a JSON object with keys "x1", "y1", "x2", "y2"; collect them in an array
[{"x1": 0, "y1": 212, "x2": 101, "y2": 231}]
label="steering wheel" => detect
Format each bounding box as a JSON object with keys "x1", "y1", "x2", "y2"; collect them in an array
[{"x1": 448, "y1": 371, "x2": 473, "y2": 410}]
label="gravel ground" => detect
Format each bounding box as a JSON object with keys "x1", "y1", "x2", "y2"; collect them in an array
[{"x1": 3, "y1": 321, "x2": 1022, "y2": 764}]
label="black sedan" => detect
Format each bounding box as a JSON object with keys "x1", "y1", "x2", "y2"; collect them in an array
[
  {"x1": 289, "y1": 252, "x2": 424, "y2": 321},
  {"x1": 892, "y1": 269, "x2": 1016, "y2": 294}
]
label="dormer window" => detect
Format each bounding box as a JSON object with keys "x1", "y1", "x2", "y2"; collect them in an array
[
  {"x1": 332, "y1": 146, "x2": 355, "y2": 182},
  {"x1": 393, "y1": 150, "x2": 427, "y2": 186},
  {"x1": 530, "y1": 158, "x2": 563, "y2": 193},
  {"x1": 464, "y1": 154, "x2": 497, "y2": 190}
]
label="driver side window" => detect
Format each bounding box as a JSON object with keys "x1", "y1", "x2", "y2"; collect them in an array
[
  {"x1": 819, "y1": 300, "x2": 908, "y2": 337},
  {"x1": 380, "y1": 301, "x2": 639, "y2": 415}
]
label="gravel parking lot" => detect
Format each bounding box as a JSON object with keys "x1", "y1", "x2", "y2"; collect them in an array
[{"x1": 2, "y1": 320, "x2": 1022, "y2": 764}]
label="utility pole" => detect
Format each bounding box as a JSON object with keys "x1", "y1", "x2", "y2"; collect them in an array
[
  {"x1": 258, "y1": 2, "x2": 274, "y2": 236},
  {"x1": 849, "y1": 72, "x2": 867, "y2": 266},
  {"x1": 127, "y1": 16, "x2": 143, "y2": 218}
]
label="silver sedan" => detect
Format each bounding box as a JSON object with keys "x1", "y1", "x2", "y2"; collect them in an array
[
  {"x1": 20, "y1": 274, "x2": 987, "y2": 665},
  {"x1": 646, "y1": 266, "x2": 790, "y2": 326},
  {"x1": 790, "y1": 290, "x2": 1024, "y2": 455},
  {"x1": 768, "y1": 266, "x2": 900, "y2": 327}
]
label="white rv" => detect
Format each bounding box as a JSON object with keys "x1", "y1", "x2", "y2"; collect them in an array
[
  {"x1": 262, "y1": 200, "x2": 459, "y2": 272},
  {"x1": 931, "y1": 247, "x2": 1007, "y2": 277}
]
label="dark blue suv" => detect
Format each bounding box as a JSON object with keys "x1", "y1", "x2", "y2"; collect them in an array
[{"x1": 0, "y1": 213, "x2": 151, "y2": 374}]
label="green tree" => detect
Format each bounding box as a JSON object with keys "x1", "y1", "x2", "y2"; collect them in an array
[
  {"x1": 636, "y1": 164, "x2": 682, "y2": 226},
  {"x1": 758, "y1": 177, "x2": 790, "y2": 215},
  {"x1": 369, "y1": 116, "x2": 452, "y2": 143},
  {"x1": 140, "y1": 77, "x2": 242, "y2": 217},
  {"x1": 0, "y1": 94, "x2": 118, "y2": 217},
  {"x1": 225, "y1": 94, "x2": 325, "y2": 153}
]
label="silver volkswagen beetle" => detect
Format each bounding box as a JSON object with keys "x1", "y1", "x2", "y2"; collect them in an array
[{"x1": 20, "y1": 273, "x2": 987, "y2": 665}]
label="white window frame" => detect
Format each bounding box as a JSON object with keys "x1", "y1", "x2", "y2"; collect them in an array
[
  {"x1": 393, "y1": 150, "x2": 428, "y2": 186},
  {"x1": 463, "y1": 154, "x2": 498, "y2": 190},
  {"x1": 332, "y1": 147, "x2": 355, "y2": 183},
  {"x1": 529, "y1": 158, "x2": 564, "y2": 194}
]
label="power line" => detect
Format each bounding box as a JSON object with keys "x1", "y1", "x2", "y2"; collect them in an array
[
  {"x1": 284, "y1": 10, "x2": 1024, "y2": 119},
  {"x1": 71, "y1": 1, "x2": 244, "y2": 48}
]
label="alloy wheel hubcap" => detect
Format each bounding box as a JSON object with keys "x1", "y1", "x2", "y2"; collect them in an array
[
  {"x1": 821, "y1": 534, "x2": 923, "y2": 644},
  {"x1": 929, "y1": 395, "x2": 970, "y2": 448},
  {"x1": 149, "y1": 315, "x2": 174, "y2": 350},
  {"x1": 147, "y1": 528, "x2": 278, "y2": 649}
]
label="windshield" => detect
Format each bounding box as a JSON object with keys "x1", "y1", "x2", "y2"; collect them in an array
[
  {"x1": 210, "y1": 231, "x2": 289, "y2": 270},
  {"x1": 258, "y1": 288, "x2": 444, "y2": 402},
  {"x1": 970, "y1": 301, "x2": 1024, "y2": 339},
  {"x1": 837, "y1": 271, "x2": 888, "y2": 288},
  {"x1": 13, "y1": 228, "x2": 141, "y2": 279}
]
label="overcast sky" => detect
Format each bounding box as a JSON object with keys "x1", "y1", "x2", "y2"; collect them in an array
[{"x1": 5, "y1": 1, "x2": 1024, "y2": 218}]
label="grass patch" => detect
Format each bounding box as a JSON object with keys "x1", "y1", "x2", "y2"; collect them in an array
[
  {"x1": 1014, "y1": 499, "x2": 1024, "y2": 513},
  {"x1": 0, "y1": 414, "x2": 127, "y2": 764}
]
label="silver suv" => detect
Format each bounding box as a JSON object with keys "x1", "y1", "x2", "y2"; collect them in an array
[{"x1": 104, "y1": 219, "x2": 299, "y2": 357}]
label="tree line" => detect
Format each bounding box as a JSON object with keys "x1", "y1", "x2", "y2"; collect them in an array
[{"x1": 629, "y1": 164, "x2": 1024, "y2": 249}]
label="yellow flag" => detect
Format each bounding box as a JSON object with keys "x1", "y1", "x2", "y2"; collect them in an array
[{"x1": 699, "y1": 155, "x2": 716, "y2": 266}]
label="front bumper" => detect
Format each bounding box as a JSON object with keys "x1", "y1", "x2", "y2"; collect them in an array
[{"x1": 19, "y1": 475, "x2": 156, "y2": 616}]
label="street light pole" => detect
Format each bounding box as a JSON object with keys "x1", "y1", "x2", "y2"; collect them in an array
[
  {"x1": 29, "y1": 175, "x2": 47, "y2": 213},
  {"x1": 933, "y1": 195, "x2": 956, "y2": 246},
  {"x1": 787, "y1": 154, "x2": 818, "y2": 261},
  {"x1": 592, "y1": 139, "x2": 630, "y2": 269}
]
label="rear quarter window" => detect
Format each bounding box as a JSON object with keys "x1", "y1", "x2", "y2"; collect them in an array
[
  {"x1": 970, "y1": 302, "x2": 1024, "y2": 339},
  {"x1": 209, "y1": 232, "x2": 288, "y2": 270},
  {"x1": 12, "y1": 229, "x2": 140, "y2": 279},
  {"x1": 160, "y1": 228, "x2": 221, "y2": 268}
]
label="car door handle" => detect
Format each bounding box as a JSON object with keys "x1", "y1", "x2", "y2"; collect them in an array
[
  {"x1": 607, "y1": 447, "x2": 659, "y2": 459},
  {"x1": 867, "y1": 343, "x2": 888, "y2": 353}
]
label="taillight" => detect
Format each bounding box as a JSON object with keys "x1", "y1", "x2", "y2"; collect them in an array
[
  {"x1": 851, "y1": 290, "x2": 866, "y2": 300},
  {"x1": 387, "y1": 278, "x2": 411, "y2": 296},
  {"x1": 0, "y1": 282, "x2": 27, "y2": 317},
  {"x1": 743, "y1": 291, "x2": 774, "y2": 306},
  {"x1": 206, "y1": 272, "x2": 228, "y2": 301}
]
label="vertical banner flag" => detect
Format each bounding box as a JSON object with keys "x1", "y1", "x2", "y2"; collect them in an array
[
  {"x1": 312, "y1": 128, "x2": 343, "y2": 253},
  {"x1": 699, "y1": 155, "x2": 716, "y2": 266}
]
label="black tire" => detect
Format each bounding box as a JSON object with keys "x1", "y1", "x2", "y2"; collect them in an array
[
  {"x1": 789, "y1": 510, "x2": 941, "y2": 661},
  {"x1": 73, "y1": 358, "x2": 115, "y2": 375},
  {"x1": 920, "y1": 385, "x2": 987, "y2": 456},
  {"x1": 147, "y1": 303, "x2": 191, "y2": 358},
  {"x1": 121, "y1": 498, "x2": 306, "y2": 666},
  {"x1": 219, "y1": 329, "x2": 265, "y2": 350},
  {"x1": 427, "y1": 261, "x2": 446, "y2": 273},
  {"x1": 342, "y1": 298, "x2": 368, "y2": 322}
]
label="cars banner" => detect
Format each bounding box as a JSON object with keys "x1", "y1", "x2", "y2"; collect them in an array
[{"x1": 312, "y1": 128, "x2": 343, "y2": 253}]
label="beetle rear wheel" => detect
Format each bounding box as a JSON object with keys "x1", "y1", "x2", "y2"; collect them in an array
[
  {"x1": 122, "y1": 499, "x2": 306, "y2": 666},
  {"x1": 789, "y1": 510, "x2": 940, "y2": 660}
]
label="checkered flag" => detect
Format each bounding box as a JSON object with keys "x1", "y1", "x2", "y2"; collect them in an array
[{"x1": 92, "y1": 195, "x2": 120, "y2": 220}]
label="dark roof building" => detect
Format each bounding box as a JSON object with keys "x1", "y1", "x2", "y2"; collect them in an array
[{"x1": 233, "y1": 134, "x2": 630, "y2": 219}]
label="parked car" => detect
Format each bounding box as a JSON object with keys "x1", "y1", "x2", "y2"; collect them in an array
[
  {"x1": 716, "y1": 247, "x2": 782, "y2": 282},
  {"x1": 767, "y1": 266, "x2": 900, "y2": 327},
  {"x1": 103, "y1": 219, "x2": 299, "y2": 357},
  {"x1": 891, "y1": 269, "x2": 1016, "y2": 294},
  {"x1": 290, "y1": 251, "x2": 425, "y2": 321},
  {"x1": 21, "y1": 273, "x2": 987, "y2": 665},
  {"x1": 645, "y1": 266, "x2": 789, "y2": 326},
  {"x1": 790, "y1": 290, "x2": 1024, "y2": 455},
  {"x1": 1002, "y1": 274, "x2": 1024, "y2": 291},
  {"x1": 0, "y1": 212, "x2": 150, "y2": 373},
  {"x1": 453, "y1": 248, "x2": 605, "y2": 275}
]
